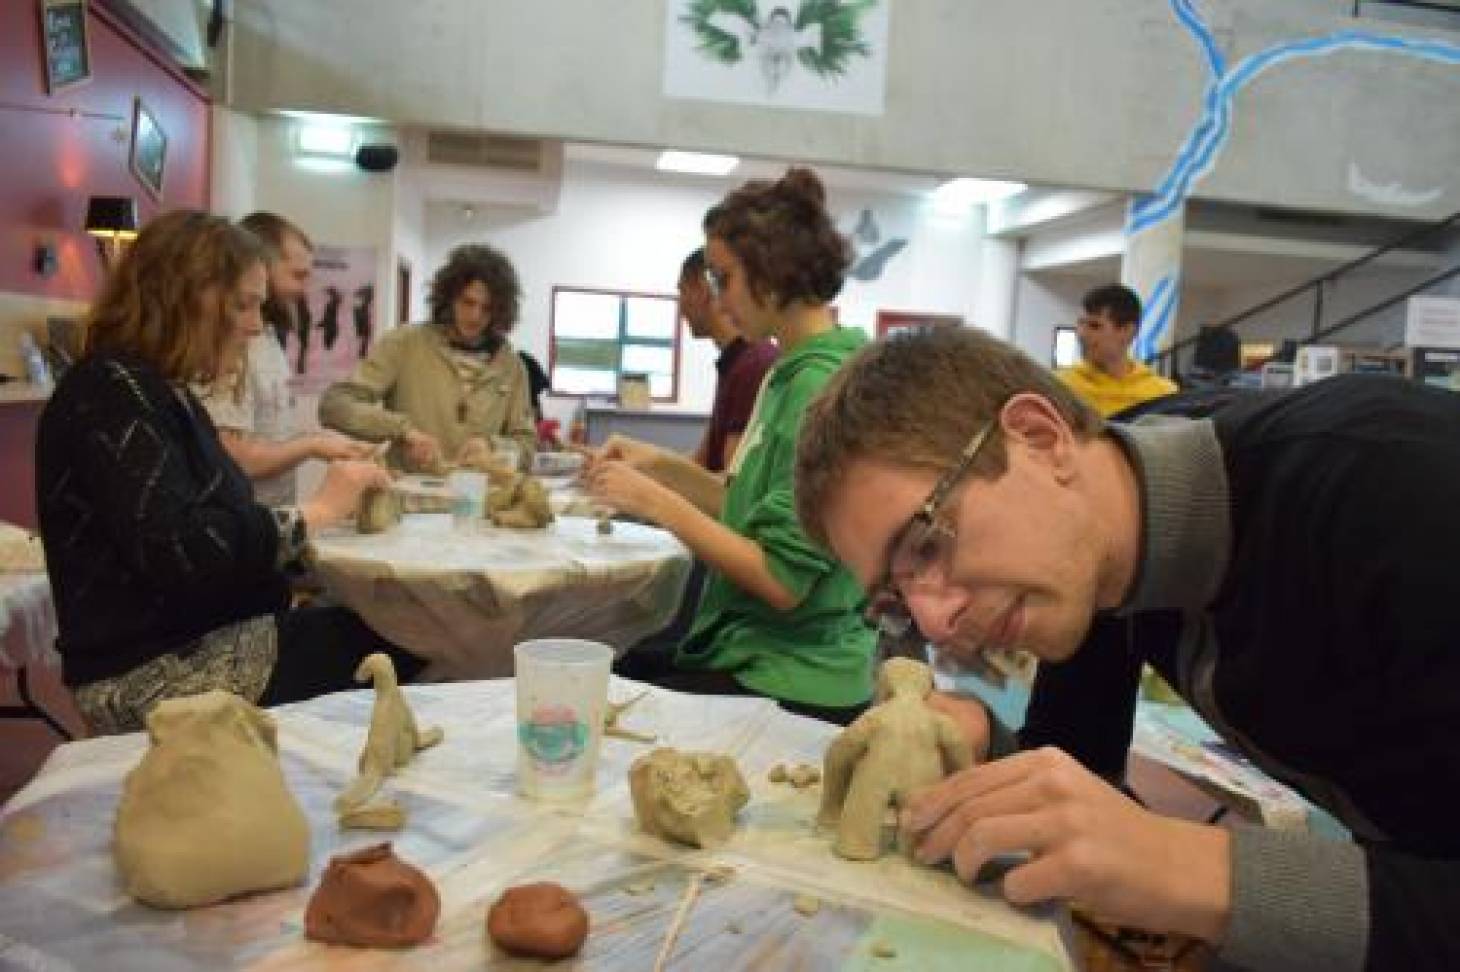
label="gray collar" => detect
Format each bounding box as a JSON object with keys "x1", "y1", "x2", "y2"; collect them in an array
[{"x1": 1106, "y1": 417, "x2": 1231, "y2": 614}]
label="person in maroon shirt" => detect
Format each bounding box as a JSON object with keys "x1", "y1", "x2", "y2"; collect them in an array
[{"x1": 681, "y1": 247, "x2": 778, "y2": 472}]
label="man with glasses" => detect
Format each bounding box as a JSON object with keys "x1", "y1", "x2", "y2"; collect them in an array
[{"x1": 794, "y1": 325, "x2": 1460, "y2": 970}]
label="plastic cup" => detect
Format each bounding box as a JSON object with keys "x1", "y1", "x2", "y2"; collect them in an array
[
  {"x1": 447, "y1": 470, "x2": 487, "y2": 529},
  {"x1": 514, "y1": 639, "x2": 613, "y2": 801}
]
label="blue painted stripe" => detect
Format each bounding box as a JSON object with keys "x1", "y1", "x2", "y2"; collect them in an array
[
  {"x1": 1130, "y1": 29, "x2": 1460, "y2": 237},
  {"x1": 1135, "y1": 274, "x2": 1177, "y2": 362},
  {"x1": 1172, "y1": 0, "x2": 1226, "y2": 77}
]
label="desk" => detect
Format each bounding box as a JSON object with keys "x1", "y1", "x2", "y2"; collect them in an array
[
  {"x1": 0, "y1": 678, "x2": 1074, "y2": 970},
  {"x1": 312, "y1": 515, "x2": 692, "y2": 680}
]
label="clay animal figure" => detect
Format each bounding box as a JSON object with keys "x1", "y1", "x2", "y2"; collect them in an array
[
  {"x1": 818, "y1": 658, "x2": 973, "y2": 860},
  {"x1": 486, "y1": 472, "x2": 554, "y2": 529},
  {"x1": 113, "y1": 691, "x2": 310, "y2": 908},
  {"x1": 305, "y1": 843, "x2": 440, "y2": 947},
  {"x1": 487, "y1": 882, "x2": 589, "y2": 959},
  {"x1": 335, "y1": 654, "x2": 444, "y2": 824},
  {"x1": 357, "y1": 486, "x2": 402, "y2": 534},
  {"x1": 628, "y1": 747, "x2": 749, "y2": 848}
]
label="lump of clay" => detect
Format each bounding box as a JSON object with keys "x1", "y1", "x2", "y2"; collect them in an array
[
  {"x1": 486, "y1": 472, "x2": 555, "y2": 529},
  {"x1": 628, "y1": 748, "x2": 749, "y2": 848},
  {"x1": 487, "y1": 882, "x2": 589, "y2": 959},
  {"x1": 358, "y1": 486, "x2": 402, "y2": 534},
  {"x1": 335, "y1": 654, "x2": 444, "y2": 825},
  {"x1": 817, "y1": 658, "x2": 973, "y2": 861},
  {"x1": 305, "y1": 843, "x2": 439, "y2": 948},
  {"x1": 114, "y1": 690, "x2": 310, "y2": 908}
]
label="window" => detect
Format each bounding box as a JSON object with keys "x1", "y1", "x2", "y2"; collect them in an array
[
  {"x1": 1053, "y1": 326, "x2": 1080, "y2": 368},
  {"x1": 549, "y1": 286, "x2": 681, "y2": 401}
]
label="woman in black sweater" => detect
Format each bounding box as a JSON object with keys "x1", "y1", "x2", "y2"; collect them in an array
[{"x1": 37, "y1": 210, "x2": 421, "y2": 734}]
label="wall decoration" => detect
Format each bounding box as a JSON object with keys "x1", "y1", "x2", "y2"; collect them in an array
[
  {"x1": 284, "y1": 245, "x2": 377, "y2": 395},
  {"x1": 128, "y1": 97, "x2": 167, "y2": 200},
  {"x1": 844, "y1": 208, "x2": 907, "y2": 281},
  {"x1": 1126, "y1": 1, "x2": 1460, "y2": 363},
  {"x1": 664, "y1": 0, "x2": 889, "y2": 116},
  {"x1": 1346, "y1": 162, "x2": 1443, "y2": 209},
  {"x1": 40, "y1": 0, "x2": 90, "y2": 93},
  {"x1": 875, "y1": 310, "x2": 962, "y2": 339}
]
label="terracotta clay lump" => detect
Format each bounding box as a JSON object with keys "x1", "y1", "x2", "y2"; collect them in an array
[
  {"x1": 628, "y1": 747, "x2": 749, "y2": 848},
  {"x1": 113, "y1": 690, "x2": 310, "y2": 908},
  {"x1": 335, "y1": 653, "x2": 444, "y2": 826},
  {"x1": 305, "y1": 843, "x2": 440, "y2": 948},
  {"x1": 487, "y1": 882, "x2": 589, "y2": 960},
  {"x1": 818, "y1": 658, "x2": 973, "y2": 860}
]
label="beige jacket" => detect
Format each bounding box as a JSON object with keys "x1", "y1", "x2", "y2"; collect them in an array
[{"x1": 318, "y1": 322, "x2": 536, "y2": 468}]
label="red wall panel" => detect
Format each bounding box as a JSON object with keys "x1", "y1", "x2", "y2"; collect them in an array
[{"x1": 0, "y1": 0, "x2": 211, "y2": 301}]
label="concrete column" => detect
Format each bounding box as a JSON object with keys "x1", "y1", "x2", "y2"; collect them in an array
[
  {"x1": 973, "y1": 235, "x2": 1019, "y2": 340},
  {"x1": 1121, "y1": 199, "x2": 1185, "y2": 363}
]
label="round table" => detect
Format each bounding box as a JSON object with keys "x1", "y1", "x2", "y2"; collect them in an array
[
  {"x1": 311, "y1": 514, "x2": 692, "y2": 680},
  {"x1": 0, "y1": 678, "x2": 1076, "y2": 970}
]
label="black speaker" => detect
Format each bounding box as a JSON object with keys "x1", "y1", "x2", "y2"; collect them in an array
[{"x1": 355, "y1": 143, "x2": 399, "y2": 172}]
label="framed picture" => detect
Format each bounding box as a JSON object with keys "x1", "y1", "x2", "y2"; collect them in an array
[
  {"x1": 129, "y1": 97, "x2": 167, "y2": 200},
  {"x1": 40, "y1": 0, "x2": 91, "y2": 93},
  {"x1": 875, "y1": 309, "x2": 962, "y2": 339}
]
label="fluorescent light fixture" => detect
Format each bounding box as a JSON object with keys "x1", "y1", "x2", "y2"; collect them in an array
[
  {"x1": 292, "y1": 156, "x2": 357, "y2": 174},
  {"x1": 296, "y1": 123, "x2": 356, "y2": 158},
  {"x1": 279, "y1": 109, "x2": 383, "y2": 125},
  {"x1": 930, "y1": 177, "x2": 1028, "y2": 211},
  {"x1": 656, "y1": 150, "x2": 740, "y2": 177}
]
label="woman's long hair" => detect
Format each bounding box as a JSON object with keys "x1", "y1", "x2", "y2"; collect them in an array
[{"x1": 83, "y1": 210, "x2": 266, "y2": 385}]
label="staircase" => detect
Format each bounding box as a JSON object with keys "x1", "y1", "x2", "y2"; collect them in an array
[{"x1": 1154, "y1": 210, "x2": 1460, "y2": 379}]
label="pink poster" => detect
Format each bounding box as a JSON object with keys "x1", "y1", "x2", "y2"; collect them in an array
[{"x1": 281, "y1": 244, "x2": 377, "y2": 395}]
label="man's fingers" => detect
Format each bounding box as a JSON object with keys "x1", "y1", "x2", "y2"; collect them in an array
[
  {"x1": 905, "y1": 748, "x2": 1064, "y2": 834},
  {"x1": 999, "y1": 850, "x2": 1078, "y2": 907},
  {"x1": 911, "y1": 777, "x2": 1050, "y2": 866},
  {"x1": 948, "y1": 810, "x2": 1059, "y2": 885}
]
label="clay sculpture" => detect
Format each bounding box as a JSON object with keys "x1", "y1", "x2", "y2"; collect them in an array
[
  {"x1": 486, "y1": 882, "x2": 589, "y2": 959},
  {"x1": 305, "y1": 843, "x2": 440, "y2": 947},
  {"x1": 357, "y1": 485, "x2": 403, "y2": 534},
  {"x1": 335, "y1": 653, "x2": 444, "y2": 826},
  {"x1": 113, "y1": 691, "x2": 310, "y2": 908},
  {"x1": 486, "y1": 473, "x2": 555, "y2": 529},
  {"x1": 628, "y1": 748, "x2": 749, "y2": 848},
  {"x1": 817, "y1": 658, "x2": 973, "y2": 860}
]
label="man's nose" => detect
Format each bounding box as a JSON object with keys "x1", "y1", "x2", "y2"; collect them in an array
[{"x1": 902, "y1": 581, "x2": 971, "y2": 645}]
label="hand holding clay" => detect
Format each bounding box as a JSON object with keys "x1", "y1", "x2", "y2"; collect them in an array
[
  {"x1": 487, "y1": 882, "x2": 589, "y2": 959},
  {"x1": 303, "y1": 459, "x2": 393, "y2": 532},
  {"x1": 818, "y1": 658, "x2": 973, "y2": 860},
  {"x1": 305, "y1": 843, "x2": 439, "y2": 947},
  {"x1": 113, "y1": 691, "x2": 310, "y2": 908},
  {"x1": 629, "y1": 747, "x2": 749, "y2": 848}
]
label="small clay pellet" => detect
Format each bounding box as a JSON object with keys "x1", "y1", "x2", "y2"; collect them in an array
[
  {"x1": 792, "y1": 894, "x2": 820, "y2": 917},
  {"x1": 623, "y1": 879, "x2": 656, "y2": 895},
  {"x1": 767, "y1": 763, "x2": 789, "y2": 784},
  {"x1": 871, "y1": 940, "x2": 897, "y2": 959},
  {"x1": 788, "y1": 764, "x2": 821, "y2": 788}
]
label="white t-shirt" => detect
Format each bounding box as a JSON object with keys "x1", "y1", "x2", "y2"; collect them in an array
[{"x1": 197, "y1": 332, "x2": 298, "y2": 505}]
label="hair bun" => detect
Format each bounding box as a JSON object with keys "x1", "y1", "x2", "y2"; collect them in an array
[{"x1": 777, "y1": 167, "x2": 827, "y2": 208}]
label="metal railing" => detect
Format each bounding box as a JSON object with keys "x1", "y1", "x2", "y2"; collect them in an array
[{"x1": 1155, "y1": 210, "x2": 1460, "y2": 377}]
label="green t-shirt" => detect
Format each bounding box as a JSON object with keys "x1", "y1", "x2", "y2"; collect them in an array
[{"x1": 677, "y1": 326, "x2": 876, "y2": 708}]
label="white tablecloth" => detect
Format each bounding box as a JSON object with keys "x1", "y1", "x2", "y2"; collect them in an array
[
  {"x1": 311, "y1": 515, "x2": 692, "y2": 680},
  {"x1": 0, "y1": 679, "x2": 1073, "y2": 971},
  {"x1": 0, "y1": 572, "x2": 58, "y2": 671}
]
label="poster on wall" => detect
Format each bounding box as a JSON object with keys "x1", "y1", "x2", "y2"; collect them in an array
[
  {"x1": 281, "y1": 245, "x2": 377, "y2": 395},
  {"x1": 40, "y1": 0, "x2": 91, "y2": 93},
  {"x1": 663, "y1": 0, "x2": 890, "y2": 116}
]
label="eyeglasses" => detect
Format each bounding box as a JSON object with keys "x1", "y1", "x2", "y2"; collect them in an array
[
  {"x1": 703, "y1": 266, "x2": 728, "y2": 299},
  {"x1": 864, "y1": 420, "x2": 996, "y2": 638}
]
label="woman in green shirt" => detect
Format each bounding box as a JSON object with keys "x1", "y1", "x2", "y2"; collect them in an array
[{"x1": 583, "y1": 167, "x2": 876, "y2": 724}]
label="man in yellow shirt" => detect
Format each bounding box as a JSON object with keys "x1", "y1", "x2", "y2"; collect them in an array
[{"x1": 1057, "y1": 284, "x2": 1177, "y2": 417}]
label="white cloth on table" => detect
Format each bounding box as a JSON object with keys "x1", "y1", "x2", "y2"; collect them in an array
[{"x1": 311, "y1": 514, "x2": 692, "y2": 680}]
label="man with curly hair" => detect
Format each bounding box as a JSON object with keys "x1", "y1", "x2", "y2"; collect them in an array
[{"x1": 320, "y1": 243, "x2": 536, "y2": 470}]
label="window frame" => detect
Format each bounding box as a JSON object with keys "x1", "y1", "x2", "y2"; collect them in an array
[{"x1": 547, "y1": 285, "x2": 683, "y2": 403}]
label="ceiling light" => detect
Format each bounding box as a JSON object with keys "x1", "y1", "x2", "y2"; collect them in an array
[
  {"x1": 656, "y1": 150, "x2": 740, "y2": 177},
  {"x1": 296, "y1": 123, "x2": 356, "y2": 158},
  {"x1": 930, "y1": 177, "x2": 1028, "y2": 211},
  {"x1": 279, "y1": 109, "x2": 384, "y2": 126}
]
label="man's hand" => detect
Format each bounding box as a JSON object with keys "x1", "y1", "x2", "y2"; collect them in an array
[
  {"x1": 400, "y1": 429, "x2": 442, "y2": 471},
  {"x1": 927, "y1": 691, "x2": 992, "y2": 762},
  {"x1": 903, "y1": 747, "x2": 1231, "y2": 943},
  {"x1": 309, "y1": 432, "x2": 375, "y2": 463},
  {"x1": 299, "y1": 459, "x2": 394, "y2": 531},
  {"x1": 587, "y1": 435, "x2": 663, "y2": 472},
  {"x1": 581, "y1": 458, "x2": 675, "y2": 524}
]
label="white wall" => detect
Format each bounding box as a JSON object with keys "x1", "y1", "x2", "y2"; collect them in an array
[{"x1": 420, "y1": 158, "x2": 989, "y2": 418}]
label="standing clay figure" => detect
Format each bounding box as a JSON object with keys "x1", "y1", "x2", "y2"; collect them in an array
[
  {"x1": 305, "y1": 843, "x2": 440, "y2": 947},
  {"x1": 485, "y1": 472, "x2": 555, "y2": 529},
  {"x1": 335, "y1": 653, "x2": 444, "y2": 824},
  {"x1": 114, "y1": 691, "x2": 310, "y2": 908},
  {"x1": 628, "y1": 747, "x2": 749, "y2": 848},
  {"x1": 817, "y1": 658, "x2": 973, "y2": 860},
  {"x1": 357, "y1": 485, "x2": 403, "y2": 534}
]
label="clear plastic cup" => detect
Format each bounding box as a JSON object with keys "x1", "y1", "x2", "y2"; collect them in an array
[
  {"x1": 514, "y1": 639, "x2": 613, "y2": 801},
  {"x1": 447, "y1": 470, "x2": 487, "y2": 529}
]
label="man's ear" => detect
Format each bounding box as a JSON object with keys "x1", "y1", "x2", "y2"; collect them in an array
[{"x1": 999, "y1": 393, "x2": 1078, "y2": 483}]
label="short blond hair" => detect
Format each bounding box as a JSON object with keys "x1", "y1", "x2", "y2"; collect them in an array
[
  {"x1": 795, "y1": 327, "x2": 1103, "y2": 547},
  {"x1": 83, "y1": 210, "x2": 266, "y2": 385}
]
